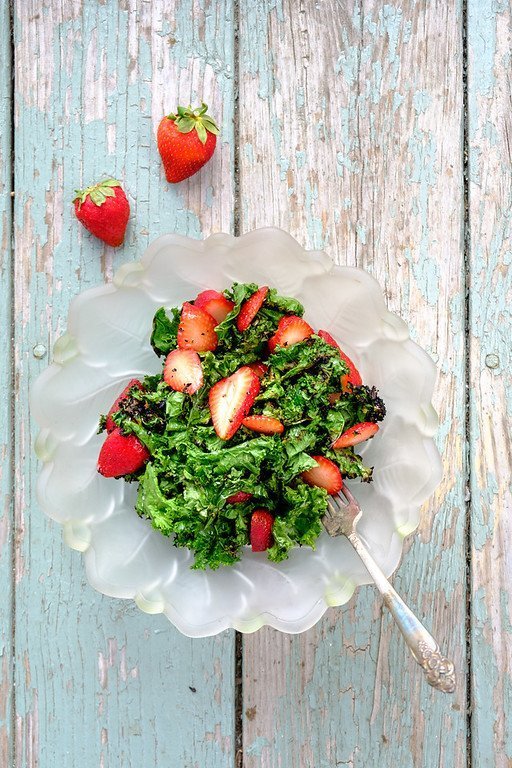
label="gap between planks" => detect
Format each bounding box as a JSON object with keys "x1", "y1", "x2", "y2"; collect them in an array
[
  {"x1": 462, "y1": 2, "x2": 473, "y2": 766},
  {"x1": 8, "y1": 1, "x2": 16, "y2": 766},
  {"x1": 233, "y1": 1, "x2": 245, "y2": 765}
]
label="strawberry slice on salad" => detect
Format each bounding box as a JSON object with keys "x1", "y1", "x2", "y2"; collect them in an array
[
  {"x1": 246, "y1": 362, "x2": 268, "y2": 379},
  {"x1": 301, "y1": 455, "x2": 343, "y2": 495},
  {"x1": 98, "y1": 428, "x2": 150, "y2": 478},
  {"x1": 268, "y1": 315, "x2": 313, "y2": 353},
  {"x1": 332, "y1": 422, "x2": 379, "y2": 449},
  {"x1": 209, "y1": 366, "x2": 261, "y2": 440},
  {"x1": 194, "y1": 290, "x2": 234, "y2": 324},
  {"x1": 226, "y1": 491, "x2": 254, "y2": 504},
  {"x1": 177, "y1": 302, "x2": 218, "y2": 352},
  {"x1": 250, "y1": 509, "x2": 274, "y2": 552},
  {"x1": 242, "y1": 415, "x2": 285, "y2": 435},
  {"x1": 318, "y1": 329, "x2": 362, "y2": 390},
  {"x1": 237, "y1": 286, "x2": 269, "y2": 331},
  {"x1": 105, "y1": 379, "x2": 144, "y2": 432},
  {"x1": 164, "y1": 349, "x2": 203, "y2": 394}
]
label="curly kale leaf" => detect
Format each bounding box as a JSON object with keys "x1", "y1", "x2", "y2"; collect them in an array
[{"x1": 151, "y1": 307, "x2": 181, "y2": 357}]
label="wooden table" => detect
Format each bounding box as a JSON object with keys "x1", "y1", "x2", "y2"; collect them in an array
[{"x1": 1, "y1": 1, "x2": 510, "y2": 766}]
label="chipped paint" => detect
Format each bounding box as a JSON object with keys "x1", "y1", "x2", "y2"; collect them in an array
[
  {"x1": 413, "y1": 90, "x2": 432, "y2": 114},
  {"x1": 0, "y1": 5, "x2": 13, "y2": 766},
  {"x1": 468, "y1": 3, "x2": 512, "y2": 763},
  {"x1": 240, "y1": 1, "x2": 467, "y2": 765},
  {"x1": 10, "y1": 1, "x2": 236, "y2": 766}
]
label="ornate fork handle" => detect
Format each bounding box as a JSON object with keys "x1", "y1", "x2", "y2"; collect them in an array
[{"x1": 347, "y1": 531, "x2": 456, "y2": 694}]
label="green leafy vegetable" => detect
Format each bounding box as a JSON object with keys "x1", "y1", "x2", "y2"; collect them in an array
[
  {"x1": 151, "y1": 307, "x2": 181, "y2": 357},
  {"x1": 99, "y1": 282, "x2": 386, "y2": 569}
]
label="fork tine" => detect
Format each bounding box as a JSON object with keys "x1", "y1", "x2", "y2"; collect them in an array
[
  {"x1": 327, "y1": 493, "x2": 346, "y2": 514},
  {"x1": 340, "y1": 484, "x2": 359, "y2": 508}
]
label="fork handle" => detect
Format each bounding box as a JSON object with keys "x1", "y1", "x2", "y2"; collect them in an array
[{"x1": 347, "y1": 531, "x2": 456, "y2": 693}]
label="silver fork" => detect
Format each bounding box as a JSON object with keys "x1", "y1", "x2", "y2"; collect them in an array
[{"x1": 323, "y1": 486, "x2": 456, "y2": 693}]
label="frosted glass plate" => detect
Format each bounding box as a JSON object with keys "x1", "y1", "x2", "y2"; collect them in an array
[{"x1": 32, "y1": 228, "x2": 442, "y2": 637}]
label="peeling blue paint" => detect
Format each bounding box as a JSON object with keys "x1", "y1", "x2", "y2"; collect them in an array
[
  {"x1": 270, "y1": 114, "x2": 289, "y2": 180},
  {"x1": 244, "y1": 142, "x2": 255, "y2": 164},
  {"x1": 246, "y1": 736, "x2": 271, "y2": 757},
  {"x1": 295, "y1": 149, "x2": 306, "y2": 169},
  {"x1": 482, "y1": 119, "x2": 499, "y2": 146},
  {"x1": 12, "y1": 3, "x2": 237, "y2": 768},
  {"x1": 392, "y1": 91, "x2": 405, "y2": 112},
  {"x1": 356, "y1": 222, "x2": 367, "y2": 244},
  {"x1": 413, "y1": 90, "x2": 431, "y2": 114},
  {"x1": 305, "y1": 179, "x2": 324, "y2": 249}
]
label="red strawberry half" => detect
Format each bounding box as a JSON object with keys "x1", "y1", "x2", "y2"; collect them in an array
[
  {"x1": 237, "y1": 286, "x2": 269, "y2": 332},
  {"x1": 164, "y1": 349, "x2": 203, "y2": 394},
  {"x1": 246, "y1": 362, "x2": 268, "y2": 379},
  {"x1": 332, "y1": 422, "x2": 379, "y2": 449},
  {"x1": 301, "y1": 456, "x2": 343, "y2": 495},
  {"x1": 242, "y1": 415, "x2": 284, "y2": 435},
  {"x1": 268, "y1": 315, "x2": 313, "y2": 353},
  {"x1": 226, "y1": 491, "x2": 254, "y2": 504},
  {"x1": 157, "y1": 103, "x2": 220, "y2": 183},
  {"x1": 73, "y1": 178, "x2": 130, "y2": 247},
  {"x1": 318, "y1": 329, "x2": 362, "y2": 390},
  {"x1": 208, "y1": 366, "x2": 260, "y2": 440},
  {"x1": 250, "y1": 509, "x2": 274, "y2": 552},
  {"x1": 194, "y1": 290, "x2": 234, "y2": 324},
  {"x1": 98, "y1": 428, "x2": 150, "y2": 478},
  {"x1": 105, "y1": 379, "x2": 143, "y2": 432},
  {"x1": 177, "y1": 302, "x2": 218, "y2": 352}
]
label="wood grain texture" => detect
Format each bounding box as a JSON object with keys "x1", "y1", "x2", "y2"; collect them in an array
[
  {"x1": 13, "y1": 2, "x2": 236, "y2": 766},
  {"x1": 239, "y1": 2, "x2": 467, "y2": 766},
  {"x1": 0, "y1": 1, "x2": 13, "y2": 765},
  {"x1": 467, "y1": 2, "x2": 512, "y2": 765}
]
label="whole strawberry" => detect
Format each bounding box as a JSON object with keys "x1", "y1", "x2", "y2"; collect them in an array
[
  {"x1": 73, "y1": 178, "x2": 130, "y2": 247},
  {"x1": 157, "y1": 103, "x2": 220, "y2": 183}
]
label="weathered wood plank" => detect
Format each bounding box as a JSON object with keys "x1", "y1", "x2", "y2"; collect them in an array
[
  {"x1": 13, "y1": 2, "x2": 236, "y2": 766},
  {"x1": 0, "y1": 1, "x2": 13, "y2": 765},
  {"x1": 239, "y1": 2, "x2": 467, "y2": 765},
  {"x1": 467, "y1": 3, "x2": 512, "y2": 765}
]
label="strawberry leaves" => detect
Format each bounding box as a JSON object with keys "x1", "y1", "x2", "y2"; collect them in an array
[
  {"x1": 73, "y1": 178, "x2": 121, "y2": 209},
  {"x1": 167, "y1": 102, "x2": 220, "y2": 145}
]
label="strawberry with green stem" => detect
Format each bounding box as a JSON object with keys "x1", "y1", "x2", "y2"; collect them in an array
[
  {"x1": 73, "y1": 178, "x2": 130, "y2": 247},
  {"x1": 157, "y1": 103, "x2": 220, "y2": 183}
]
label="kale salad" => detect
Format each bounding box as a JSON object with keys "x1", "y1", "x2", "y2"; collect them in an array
[{"x1": 97, "y1": 283, "x2": 386, "y2": 570}]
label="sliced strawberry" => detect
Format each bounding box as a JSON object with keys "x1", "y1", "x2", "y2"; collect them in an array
[
  {"x1": 317, "y1": 329, "x2": 340, "y2": 350},
  {"x1": 237, "y1": 286, "x2": 269, "y2": 332},
  {"x1": 242, "y1": 415, "x2": 284, "y2": 435},
  {"x1": 340, "y1": 354, "x2": 362, "y2": 390},
  {"x1": 226, "y1": 491, "x2": 254, "y2": 504},
  {"x1": 250, "y1": 509, "x2": 274, "y2": 552},
  {"x1": 98, "y1": 428, "x2": 150, "y2": 478},
  {"x1": 194, "y1": 290, "x2": 234, "y2": 324},
  {"x1": 332, "y1": 422, "x2": 379, "y2": 449},
  {"x1": 177, "y1": 302, "x2": 218, "y2": 352},
  {"x1": 246, "y1": 362, "x2": 268, "y2": 379},
  {"x1": 301, "y1": 455, "x2": 343, "y2": 495},
  {"x1": 268, "y1": 315, "x2": 313, "y2": 353},
  {"x1": 163, "y1": 349, "x2": 203, "y2": 394},
  {"x1": 318, "y1": 329, "x2": 362, "y2": 390},
  {"x1": 105, "y1": 379, "x2": 144, "y2": 432},
  {"x1": 194, "y1": 289, "x2": 222, "y2": 308},
  {"x1": 209, "y1": 366, "x2": 261, "y2": 440},
  {"x1": 203, "y1": 297, "x2": 234, "y2": 324}
]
